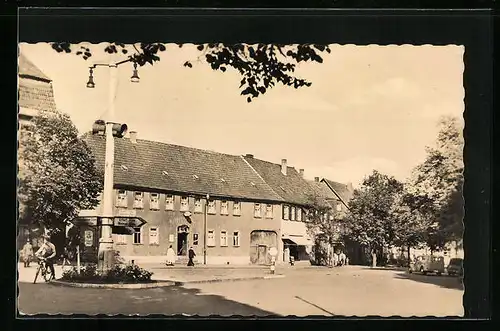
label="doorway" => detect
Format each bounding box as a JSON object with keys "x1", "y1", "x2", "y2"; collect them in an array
[{"x1": 177, "y1": 225, "x2": 189, "y2": 256}]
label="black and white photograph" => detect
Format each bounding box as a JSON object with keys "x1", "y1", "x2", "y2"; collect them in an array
[{"x1": 17, "y1": 38, "x2": 466, "y2": 317}]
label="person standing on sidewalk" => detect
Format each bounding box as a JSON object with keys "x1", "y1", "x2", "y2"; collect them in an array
[
  {"x1": 166, "y1": 245, "x2": 176, "y2": 266},
  {"x1": 22, "y1": 239, "x2": 34, "y2": 267},
  {"x1": 187, "y1": 247, "x2": 196, "y2": 266}
]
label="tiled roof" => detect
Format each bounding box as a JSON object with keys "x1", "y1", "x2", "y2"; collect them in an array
[
  {"x1": 308, "y1": 180, "x2": 339, "y2": 207},
  {"x1": 18, "y1": 54, "x2": 51, "y2": 82},
  {"x1": 242, "y1": 156, "x2": 317, "y2": 206},
  {"x1": 18, "y1": 54, "x2": 57, "y2": 113},
  {"x1": 322, "y1": 179, "x2": 354, "y2": 206},
  {"x1": 83, "y1": 134, "x2": 284, "y2": 202},
  {"x1": 18, "y1": 78, "x2": 57, "y2": 112}
]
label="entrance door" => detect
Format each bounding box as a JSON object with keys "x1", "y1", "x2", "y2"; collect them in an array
[
  {"x1": 257, "y1": 245, "x2": 267, "y2": 265},
  {"x1": 177, "y1": 225, "x2": 189, "y2": 256}
]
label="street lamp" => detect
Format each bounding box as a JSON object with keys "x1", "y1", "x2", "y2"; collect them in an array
[
  {"x1": 86, "y1": 58, "x2": 138, "y2": 274},
  {"x1": 204, "y1": 193, "x2": 209, "y2": 265}
]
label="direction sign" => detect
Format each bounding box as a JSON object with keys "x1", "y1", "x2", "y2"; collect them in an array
[
  {"x1": 113, "y1": 217, "x2": 146, "y2": 228},
  {"x1": 117, "y1": 209, "x2": 137, "y2": 217},
  {"x1": 70, "y1": 217, "x2": 98, "y2": 227}
]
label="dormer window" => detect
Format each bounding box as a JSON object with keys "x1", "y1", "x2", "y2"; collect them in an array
[
  {"x1": 250, "y1": 182, "x2": 256, "y2": 186},
  {"x1": 121, "y1": 165, "x2": 128, "y2": 171},
  {"x1": 162, "y1": 170, "x2": 169, "y2": 176},
  {"x1": 233, "y1": 201, "x2": 241, "y2": 216},
  {"x1": 220, "y1": 178, "x2": 226, "y2": 183},
  {"x1": 192, "y1": 175, "x2": 199, "y2": 179},
  {"x1": 194, "y1": 198, "x2": 203, "y2": 213},
  {"x1": 265, "y1": 204, "x2": 273, "y2": 218}
]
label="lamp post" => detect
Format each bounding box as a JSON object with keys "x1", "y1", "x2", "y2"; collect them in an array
[
  {"x1": 86, "y1": 58, "x2": 139, "y2": 274},
  {"x1": 204, "y1": 194, "x2": 209, "y2": 265}
]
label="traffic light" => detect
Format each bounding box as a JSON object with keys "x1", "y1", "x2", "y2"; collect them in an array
[
  {"x1": 91, "y1": 120, "x2": 128, "y2": 138},
  {"x1": 111, "y1": 123, "x2": 128, "y2": 138},
  {"x1": 92, "y1": 120, "x2": 106, "y2": 135}
]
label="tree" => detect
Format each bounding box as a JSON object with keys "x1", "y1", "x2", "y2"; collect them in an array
[
  {"x1": 50, "y1": 42, "x2": 331, "y2": 103},
  {"x1": 18, "y1": 111, "x2": 103, "y2": 250},
  {"x1": 409, "y1": 115, "x2": 464, "y2": 250},
  {"x1": 344, "y1": 170, "x2": 404, "y2": 267},
  {"x1": 304, "y1": 194, "x2": 341, "y2": 266}
]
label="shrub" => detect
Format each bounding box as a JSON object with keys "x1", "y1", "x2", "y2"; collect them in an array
[{"x1": 60, "y1": 263, "x2": 153, "y2": 283}]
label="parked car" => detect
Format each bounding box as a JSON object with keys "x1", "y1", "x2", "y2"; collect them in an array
[
  {"x1": 446, "y1": 258, "x2": 463, "y2": 277},
  {"x1": 408, "y1": 255, "x2": 445, "y2": 275}
]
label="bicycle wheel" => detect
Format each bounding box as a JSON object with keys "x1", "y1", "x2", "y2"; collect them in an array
[
  {"x1": 43, "y1": 267, "x2": 53, "y2": 282},
  {"x1": 33, "y1": 265, "x2": 41, "y2": 284}
]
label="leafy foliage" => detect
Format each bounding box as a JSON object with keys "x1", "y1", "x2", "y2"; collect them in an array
[
  {"x1": 406, "y1": 115, "x2": 464, "y2": 249},
  {"x1": 61, "y1": 263, "x2": 153, "y2": 283},
  {"x1": 50, "y1": 42, "x2": 331, "y2": 102},
  {"x1": 344, "y1": 171, "x2": 404, "y2": 257},
  {"x1": 18, "y1": 111, "x2": 103, "y2": 238}
]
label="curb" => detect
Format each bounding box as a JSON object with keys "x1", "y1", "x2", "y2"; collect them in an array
[
  {"x1": 49, "y1": 274, "x2": 285, "y2": 289},
  {"x1": 173, "y1": 274, "x2": 285, "y2": 285},
  {"x1": 50, "y1": 280, "x2": 177, "y2": 289}
]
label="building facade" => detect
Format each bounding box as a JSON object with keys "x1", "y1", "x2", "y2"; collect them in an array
[{"x1": 83, "y1": 134, "x2": 287, "y2": 265}]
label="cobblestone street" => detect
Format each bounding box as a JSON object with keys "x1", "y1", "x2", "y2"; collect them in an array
[{"x1": 18, "y1": 265, "x2": 463, "y2": 316}]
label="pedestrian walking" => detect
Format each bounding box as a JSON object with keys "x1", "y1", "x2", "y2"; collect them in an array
[
  {"x1": 187, "y1": 247, "x2": 196, "y2": 266},
  {"x1": 339, "y1": 251, "x2": 346, "y2": 266},
  {"x1": 22, "y1": 239, "x2": 34, "y2": 267},
  {"x1": 166, "y1": 245, "x2": 176, "y2": 266},
  {"x1": 333, "y1": 252, "x2": 339, "y2": 267}
]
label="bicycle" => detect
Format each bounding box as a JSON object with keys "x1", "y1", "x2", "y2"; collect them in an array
[{"x1": 33, "y1": 258, "x2": 54, "y2": 284}]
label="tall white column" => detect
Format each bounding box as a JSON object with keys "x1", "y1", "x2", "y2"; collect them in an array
[{"x1": 97, "y1": 64, "x2": 118, "y2": 273}]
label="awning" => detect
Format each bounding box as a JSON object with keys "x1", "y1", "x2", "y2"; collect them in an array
[{"x1": 282, "y1": 236, "x2": 313, "y2": 246}]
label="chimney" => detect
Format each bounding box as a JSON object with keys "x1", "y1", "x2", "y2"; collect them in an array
[
  {"x1": 130, "y1": 131, "x2": 137, "y2": 144},
  {"x1": 281, "y1": 159, "x2": 287, "y2": 175},
  {"x1": 299, "y1": 169, "x2": 304, "y2": 177},
  {"x1": 314, "y1": 177, "x2": 320, "y2": 182},
  {"x1": 245, "y1": 154, "x2": 254, "y2": 158},
  {"x1": 347, "y1": 182, "x2": 353, "y2": 191}
]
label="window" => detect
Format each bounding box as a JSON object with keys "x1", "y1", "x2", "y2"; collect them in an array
[
  {"x1": 283, "y1": 205, "x2": 289, "y2": 220},
  {"x1": 150, "y1": 193, "x2": 159, "y2": 210},
  {"x1": 297, "y1": 208, "x2": 303, "y2": 221},
  {"x1": 165, "y1": 194, "x2": 174, "y2": 210},
  {"x1": 220, "y1": 231, "x2": 228, "y2": 246},
  {"x1": 265, "y1": 204, "x2": 273, "y2": 218},
  {"x1": 133, "y1": 192, "x2": 144, "y2": 209},
  {"x1": 116, "y1": 190, "x2": 127, "y2": 207},
  {"x1": 193, "y1": 233, "x2": 199, "y2": 246},
  {"x1": 207, "y1": 200, "x2": 216, "y2": 214},
  {"x1": 233, "y1": 231, "x2": 240, "y2": 247},
  {"x1": 336, "y1": 203, "x2": 342, "y2": 212},
  {"x1": 115, "y1": 234, "x2": 127, "y2": 244},
  {"x1": 180, "y1": 196, "x2": 189, "y2": 211},
  {"x1": 149, "y1": 227, "x2": 159, "y2": 245},
  {"x1": 291, "y1": 207, "x2": 296, "y2": 221},
  {"x1": 194, "y1": 198, "x2": 203, "y2": 213},
  {"x1": 133, "y1": 227, "x2": 142, "y2": 244},
  {"x1": 220, "y1": 201, "x2": 229, "y2": 215},
  {"x1": 207, "y1": 230, "x2": 215, "y2": 247},
  {"x1": 233, "y1": 201, "x2": 241, "y2": 216},
  {"x1": 254, "y1": 203, "x2": 262, "y2": 218}
]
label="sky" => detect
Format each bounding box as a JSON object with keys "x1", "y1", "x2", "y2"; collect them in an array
[{"x1": 19, "y1": 43, "x2": 464, "y2": 188}]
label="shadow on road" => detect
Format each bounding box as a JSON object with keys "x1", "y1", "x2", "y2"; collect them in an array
[
  {"x1": 394, "y1": 272, "x2": 464, "y2": 291},
  {"x1": 18, "y1": 282, "x2": 277, "y2": 316}
]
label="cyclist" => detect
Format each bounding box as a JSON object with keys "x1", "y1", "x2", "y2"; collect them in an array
[{"x1": 35, "y1": 234, "x2": 57, "y2": 279}]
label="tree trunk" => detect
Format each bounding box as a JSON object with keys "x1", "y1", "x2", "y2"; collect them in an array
[
  {"x1": 371, "y1": 249, "x2": 377, "y2": 268},
  {"x1": 407, "y1": 244, "x2": 411, "y2": 267}
]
